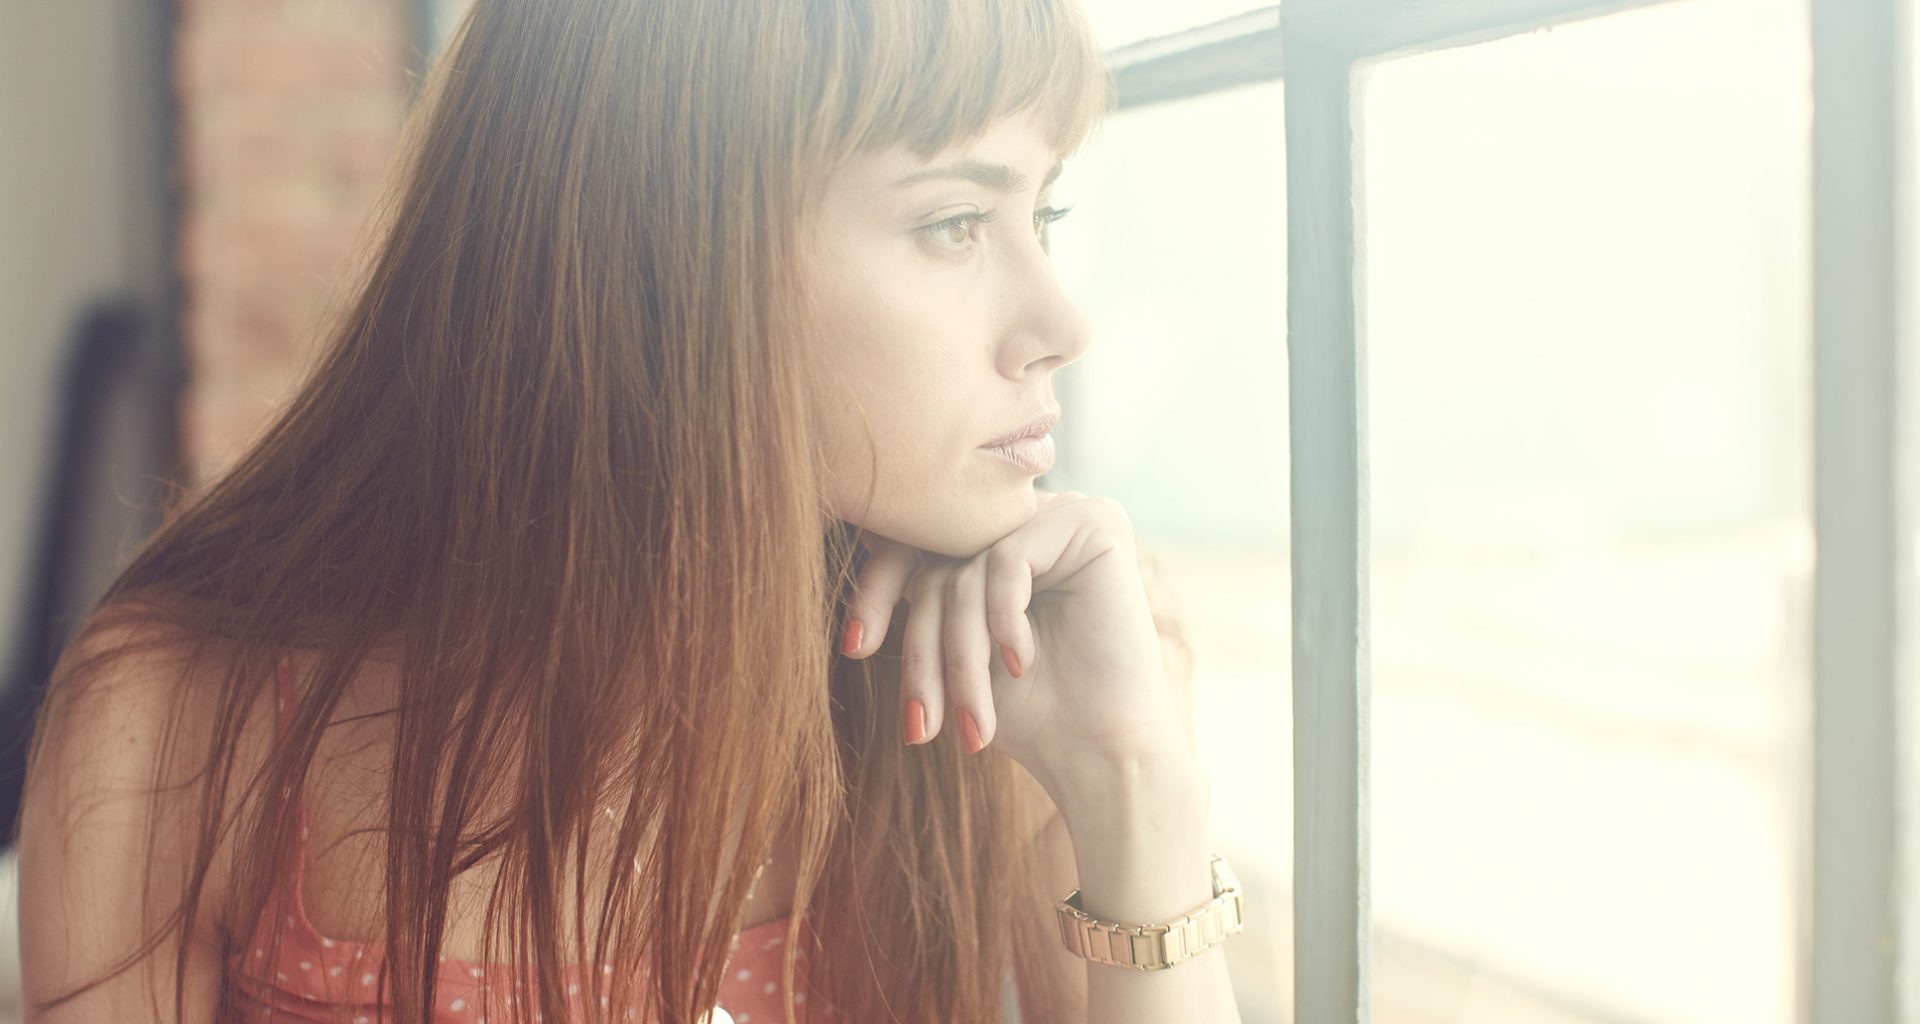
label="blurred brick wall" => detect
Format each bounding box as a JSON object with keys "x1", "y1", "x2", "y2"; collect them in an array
[{"x1": 174, "y1": 0, "x2": 413, "y2": 482}]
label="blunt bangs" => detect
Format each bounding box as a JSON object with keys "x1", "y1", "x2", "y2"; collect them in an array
[{"x1": 802, "y1": 0, "x2": 1117, "y2": 167}]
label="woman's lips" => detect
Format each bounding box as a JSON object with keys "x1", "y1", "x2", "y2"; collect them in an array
[
  {"x1": 983, "y1": 409, "x2": 1061, "y2": 448},
  {"x1": 978, "y1": 432, "x2": 1055, "y2": 473}
]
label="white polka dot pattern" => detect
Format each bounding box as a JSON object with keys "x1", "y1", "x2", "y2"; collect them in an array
[
  {"x1": 228, "y1": 903, "x2": 813, "y2": 1023},
  {"x1": 224, "y1": 657, "x2": 819, "y2": 1022}
]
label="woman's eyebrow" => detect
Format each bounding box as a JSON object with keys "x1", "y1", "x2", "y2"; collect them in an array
[{"x1": 891, "y1": 158, "x2": 1064, "y2": 193}]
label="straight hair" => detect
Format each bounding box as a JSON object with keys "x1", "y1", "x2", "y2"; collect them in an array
[{"x1": 24, "y1": 1, "x2": 1129, "y2": 1021}]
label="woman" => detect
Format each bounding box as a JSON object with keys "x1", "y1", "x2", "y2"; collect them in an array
[{"x1": 17, "y1": 1, "x2": 1245, "y2": 1022}]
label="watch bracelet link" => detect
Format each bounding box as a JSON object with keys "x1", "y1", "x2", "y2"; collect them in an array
[{"x1": 1054, "y1": 852, "x2": 1245, "y2": 971}]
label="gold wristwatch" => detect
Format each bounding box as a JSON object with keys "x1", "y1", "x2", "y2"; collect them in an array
[{"x1": 1054, "y1": 852, "x2": 1245, "y2": 971}]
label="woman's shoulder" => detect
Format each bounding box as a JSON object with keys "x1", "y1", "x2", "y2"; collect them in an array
[
  {"x1": 19, "y1": 617, "x2": 284, "y2": 1014},
  {"x1": 30, "y1": 617, "x2": 280, "y2": 826}
]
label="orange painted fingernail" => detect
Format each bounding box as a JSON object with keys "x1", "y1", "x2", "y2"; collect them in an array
[
  {"x1": 1000, "y1": 644, "x2": 1022, "y2": 678},
  {"x1": 840, "y1": 616, "x2": 863, "y2": 655},
  {"x1": 903, "y1": 698, "x2": 927, "y2": 745},
  {"x1": 956, "y1": 709, "x2": 984, "y2": 754}
]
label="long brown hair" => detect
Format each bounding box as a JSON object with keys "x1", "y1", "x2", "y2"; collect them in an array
[{"x1": 23, "y1": 1, "x2": 1122, "y2": 1021}]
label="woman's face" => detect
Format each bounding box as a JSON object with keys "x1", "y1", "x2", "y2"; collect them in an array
[{"x1": 806, "y1": 106, "x2": 1093, "y2": 559}]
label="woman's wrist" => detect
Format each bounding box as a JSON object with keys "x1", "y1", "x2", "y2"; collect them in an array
[
  {"x1": 1033, "y1": 708, "x2": 1204, "y2": 817},
  {"x1": 1041, "y1": 737, "x2": 1217, "y2": 924}
]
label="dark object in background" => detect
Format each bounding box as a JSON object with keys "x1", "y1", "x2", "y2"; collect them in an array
[{"x1": 0, "y1": 298, "x2": 184, "y2": 846}]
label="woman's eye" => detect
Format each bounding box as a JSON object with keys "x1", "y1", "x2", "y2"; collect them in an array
[
  {"x1": 1033, "y1": 204, "x2": 1073, "y2": 251},
  {"x1": 917, "y1": 205, "x2": 1075, "y2": 254},
  {"x1": 919, "y1": 210, "x2": 997, "y2": 251}
]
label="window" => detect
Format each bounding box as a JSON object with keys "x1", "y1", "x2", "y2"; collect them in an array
[{"x1": 1063, "y1": 0, "x2": 1913, "y2": 1021}]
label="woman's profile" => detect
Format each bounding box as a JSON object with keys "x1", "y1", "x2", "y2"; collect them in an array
[{"x1": 16, "y1": 1, "x2": 1245, "y2": 1022}]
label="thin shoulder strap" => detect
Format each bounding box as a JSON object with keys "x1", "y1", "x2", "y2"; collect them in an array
[{"x1": 268, "y1": 655, "x2": 315, "y2": 930}]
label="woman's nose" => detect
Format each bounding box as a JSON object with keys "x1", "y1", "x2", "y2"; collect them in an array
[{"x1": 1008, "y1": 237, "x2": 1093, "y2": 368}]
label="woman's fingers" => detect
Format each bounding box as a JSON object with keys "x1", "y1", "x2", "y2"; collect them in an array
[
  {"x1": 983, "y1": 541, "x2": 1038, "y2": 680},
  {"x1": 899, "y1": 566, "x2": 947, "y2": 745},
  {"x1": 840, "y1": 523, "x2": 1068, "y2": 752},
  {"x1": 1035, "y1": 487, "x2": 1086, "y2": 510},
  {"x1": 840, "y1": 534, "x2": 918, "y2": 659},
  {"x1": 940, "y1": 552, "x2": 995, "y2": 753}
]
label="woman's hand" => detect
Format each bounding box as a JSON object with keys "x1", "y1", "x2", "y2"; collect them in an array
[{"x1": 837, "y1": 489, "x2": 1189, "y2": 787}]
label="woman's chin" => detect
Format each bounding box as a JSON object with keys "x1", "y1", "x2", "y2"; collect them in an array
[{"x1": 846, "y1": 510, "x2": 1025, "y2": 561}]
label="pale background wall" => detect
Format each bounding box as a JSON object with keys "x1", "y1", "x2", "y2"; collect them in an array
[
  {"x1": 0, "y1": 2, "x2": 415, "y2": 1019},
  {"x1": 0, "y1": 3, "x2": 176, "y2": 1019}
]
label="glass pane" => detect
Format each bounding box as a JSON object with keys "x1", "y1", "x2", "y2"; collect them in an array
[
  {"x1": 1356, "y1": 1, "x2": 1811, "y2": 1022},
  {"x1": 1046, "y1": 78, "x2": 1290, "y2": 1019}
]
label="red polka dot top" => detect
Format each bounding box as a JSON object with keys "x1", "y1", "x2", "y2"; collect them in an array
[{"x1": 223, "y1": 657, "x2": 818, "y2": 1024}]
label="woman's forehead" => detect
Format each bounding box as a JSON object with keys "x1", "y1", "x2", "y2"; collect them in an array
[{"x1": 836, "y1": 111, "x2": 1065, "y2": 195}]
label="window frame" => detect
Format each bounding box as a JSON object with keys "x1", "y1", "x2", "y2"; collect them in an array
[{"x1": 1116, "y1": 0, "x2": 1916, "y2": 1019}]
